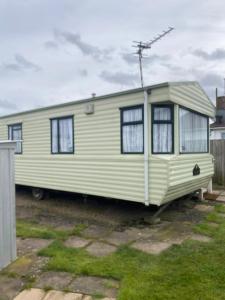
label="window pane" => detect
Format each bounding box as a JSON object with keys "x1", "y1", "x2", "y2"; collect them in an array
[
  {"x1": 59, "y1": 118, "x2": 73, "y2": 153},
  {"x1": 154, "y1": 107, "x2": 171, "y2": 121},
  {"x1": 179, "y1": 108, "x2": 208, "y2": 153},
  {"x1": 8, "y1": 127, "x2": 12, "y2": 140},
  {"x1": 13, "y1": 129, "x2": 22, "y2": 153},
  {"x1": 123, "y1": 124, "x2": 143, "y2": 153},
  {"x1": 153, "y1": 124, "x2": 172, "y2": 153},
  {"x1": 123, "y1": 108, "x2": 142, "y2": 123},
  {"x1": 51, "y1": 120, "x2": 58, "y2": 153}
]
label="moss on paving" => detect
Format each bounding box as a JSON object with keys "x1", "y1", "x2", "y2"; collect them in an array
[
  {"x1": 17, "y1": 220, "x2": 86, "y2": 240},
  {"x1": 37, "y1": 205, "x2": 225, "y2": 300},
  {"x1": 15, "y1": 206, "x2": 225, "y2": 299}
]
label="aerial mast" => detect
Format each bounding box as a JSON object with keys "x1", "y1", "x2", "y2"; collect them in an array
[{"x1": 133, "y1": 27, "x2": 174, "y2": 87}]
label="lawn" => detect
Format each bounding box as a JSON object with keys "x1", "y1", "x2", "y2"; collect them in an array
[{"x1": 18, "y1": 205, "x2": 225, "y2": 300}]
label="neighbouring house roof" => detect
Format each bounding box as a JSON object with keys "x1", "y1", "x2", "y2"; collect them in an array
[
  {"x1": 211, "y1": 96, "x2": 225, "y2": 129},
  {"x1": 210, "y1": 122, "x2": 225, "y2": 129}
]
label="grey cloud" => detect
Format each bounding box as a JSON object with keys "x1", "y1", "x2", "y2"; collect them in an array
[
  {"x1": 2, "y1": 63, "x2": 21, "y2": 72},
  {"x1": 79, "y1": 69, "x2": 88, "y2": 77},
  {"x1": 54, "y1": 30, "x2": 113, "y2": 61},
  {"x1": 44, "y1": 41, "x2": 58, "y2": 49},
  {"x1": 199, "y1": 73, "x2": 222, "y2": 88},
  {"x1": 0, "y1": 99, "x2": 17, "y2": 110},
  {"x1": 1, "y1": 54, "x2": 41, "y2": 73},
  {"x1": 100, "y1": 70, "x2": 139, "y2": 86},
  {"x1": 14, "y1": 54, "x2": 41, "y2": 72},
  {"x1": 122, "y1": 53, "x2": 170, "y2": 65},
  {"x1": 192, "y1": 48, "x2": 225, "y2": 60}
]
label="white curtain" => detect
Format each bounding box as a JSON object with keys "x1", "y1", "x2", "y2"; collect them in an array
[
  {"x1": 59, "y1": 118, "x2": 73, "y2": 152},
  {"x1": 13, "y1": 129, "x2": 22, "y2": 153},
  {"x1": 123, "y1": 124, "x2": 143, "y2": 153},
  {"x1": 122, "y1": 108, "x2": 143, "y2": 153},
  {"x1": 123, "y1": 108, "x2": 142, "y2": 122},
  {"x1": 51, "y1": 120, "x2": 58, "y2": 153},
  {"x1": 153, "y1": 124, "x2": 172, "y2": 153},
  {"x1": 179, "y1": 108, "x2": 208, "y2": 153},
  {"x1": 154, "y1": 107, "x2": 171, "y2": 121},
  {"x1": 153, "y1": 107, "x2": 172, "y2": 153},
  {"x1": 9, "y1": 125, "x2": 22, "y2": 153}
]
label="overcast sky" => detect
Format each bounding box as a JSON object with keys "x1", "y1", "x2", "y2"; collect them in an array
[{"x1": 0, "y1": 0, "x2": 225, "y2": 115}]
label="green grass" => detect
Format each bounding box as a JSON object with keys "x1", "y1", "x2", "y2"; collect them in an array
[
  {"x1": 17, "y1": 220, "x2": 86, "y2": 240},
  {"x1": 38, "y1": 205, "x2": 225, "y2": 300}
]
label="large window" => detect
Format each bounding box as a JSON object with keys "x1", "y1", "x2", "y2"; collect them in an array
[
  {"x1": 8, "y1": 123, "x2": 22, "y2": 154},
  {"x1": 120, "y1": 105, "x2": 144, "y2": 154},
  {"x1": 152, "y1": 105, "x2": 174, "y2": 154},
  {"x1": 51, "y1": 116, "x2": 74, "y2": 154},
  {"x1": 179, "y1": 108, "x2": 208, "y2": 153}
]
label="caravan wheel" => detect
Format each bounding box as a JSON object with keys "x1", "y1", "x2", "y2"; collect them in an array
[{"x1": 32, "y1": 188, "x2": 45, "y2": 200}]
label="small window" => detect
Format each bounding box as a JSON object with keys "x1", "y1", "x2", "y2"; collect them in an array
[
  {"x1": 121, "y1": 105, "x2": 144, "y2": 154},
  {"x1": 51, "y1": 116, "x2": 74, "y2": 154},
  {"x1": 179, "y1": 108, "x2": 208, "y2": 153},
  {"x1": 8, "y1": 123, "x2": 22, "y2": 154},
  {"x1": 152, "y1": 105, "x2": 174, "y2": 154},
  {"x1": 221, "y1": 132, "x2": 225, "y2": 140}
]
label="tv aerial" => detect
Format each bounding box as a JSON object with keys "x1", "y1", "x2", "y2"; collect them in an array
[{"x1": 133, "y1": 27, "x2": 174, "y2": 87}]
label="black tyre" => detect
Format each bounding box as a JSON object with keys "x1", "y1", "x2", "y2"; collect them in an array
[{"x1": 32, "y1": 188, "x2": 45, "y2": 200}]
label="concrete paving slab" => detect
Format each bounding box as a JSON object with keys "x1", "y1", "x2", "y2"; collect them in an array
[
  {"x1": 86, "y1": 242, "x2": 117, "y2": 257},
  {"x1": 124, "y1": 227, "x2": 157, "y2": 239},
  {"x1": 216, "y1": 195, "x2": 225, "y2": 203},
  {"x1": 0, "y1": 275, "x2": 23, "y2": 300},
  {"x1": 68, "y1": 276, "x2": 118, "y2": 298},
  {"x1": 104, "y1": 230, "x2": 137, "y2": 246},
  {"x1": 64, "y1": 236, "x2": 90, "y2": 248},
  {"x1": 17, "y1": 238, "x2": 53, "y2": 256},
  {"x1": 194, "y1": 204, "x2": 214, "y2": 213},
  {"x1": 190, "y1": 234, "x2": 212, "y2": 242},
  {"x1": 218, "y1": 213, "x2": 225, "y2": 218},
  {"x1": 83, "y1": 224, "x2": 112, "y2": 239},
  {"x1": 14, "y1": 288, "x2": 46, "y2": 300},
  {"x1": 43, "y1": 290, "x2": 82, "y2": 300},
  {"x1": 82, "y1": 296, "x2": 93, "y2": 300},
  {"x1": 132, "y1": 240, "x2": 171, "y2": 254},
  {"x1": 63, "y1": 292, "x2": 83, "y2": 300},
  {"x1": 35, "y1": 271, "x2": 73, "y2": 290}
]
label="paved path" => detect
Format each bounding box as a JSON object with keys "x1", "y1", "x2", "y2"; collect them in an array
[{"x1": 14, "y1": 288, "x2": 115, "y2": 300}]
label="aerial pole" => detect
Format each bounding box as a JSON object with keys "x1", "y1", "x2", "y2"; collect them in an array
[{"x1": 133, "y1": 27, "x2": 174, "y2": 87}]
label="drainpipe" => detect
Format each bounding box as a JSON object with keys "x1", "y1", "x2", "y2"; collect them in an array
[{"x1": 144, "y1": 90, "x2": 149, "y2": 205}]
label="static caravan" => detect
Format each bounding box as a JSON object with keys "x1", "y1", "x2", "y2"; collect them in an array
[{"x1": 0, "y1": 81, "x2": 215, "y2": 206}]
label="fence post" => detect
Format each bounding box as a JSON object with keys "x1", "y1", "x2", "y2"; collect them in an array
[{"x1": 0, "y1": 141, "x2": 16, "y2": 270}]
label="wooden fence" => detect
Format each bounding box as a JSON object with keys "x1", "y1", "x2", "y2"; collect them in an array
[{"x1": 211, "y1": 140, "x2": 225, "y2": 186}]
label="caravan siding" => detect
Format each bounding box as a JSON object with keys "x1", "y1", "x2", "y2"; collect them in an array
[
  {"x1": 168, "y1": 82, "x2": 215, "y2": 117},
  {"x1": 0, "y1": 92, "x2": 147, "y2": 203},
  {"x1": 0, "y1": 82, "x2": 215, "y2": 206}
]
